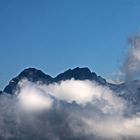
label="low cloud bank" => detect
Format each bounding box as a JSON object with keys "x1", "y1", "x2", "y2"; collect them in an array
[
  {"x1": 0, "y1": 79, "x2": 140, "y2": 140},
  {"x1": 17, "y1": 80, "x2": 53, "y2": 112}
]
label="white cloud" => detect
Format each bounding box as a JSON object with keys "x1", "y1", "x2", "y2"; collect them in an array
[
  {"x1": 0, "y1": 79, "x2": 140, "y2": 140},
  {"x1": 17, "y1": 80, "x2": 53, "y2": 112},
  {"x1": 72, "y1": 114, "x2": 140, "y2": 140},
  {"x1": 123, "y1": 35, "x2": 140, "y2": 80},
  {"x1": 40, "y1": 79, "x2": 125, "y2": 114}
]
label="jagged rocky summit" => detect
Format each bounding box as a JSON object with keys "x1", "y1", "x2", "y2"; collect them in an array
[{"x1": 3, "y1": 67, "x2": 106, "y2": 94}]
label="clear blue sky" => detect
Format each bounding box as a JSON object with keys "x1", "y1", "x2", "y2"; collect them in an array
[{"x1": 0, "y1": 0, "x2": 140, "y2": 89}]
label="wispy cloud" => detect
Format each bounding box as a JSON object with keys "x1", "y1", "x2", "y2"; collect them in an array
[{"x1": 122, "y1": 33, "x2": 140, "y2": 80}]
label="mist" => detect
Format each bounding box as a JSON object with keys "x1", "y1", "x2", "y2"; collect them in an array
[
  {"x1": 0, "y1": 79, "x2": 140, "y2": 140},
  {"x1": 122, "y1": 33, "x2": 140, "y2": 81}
]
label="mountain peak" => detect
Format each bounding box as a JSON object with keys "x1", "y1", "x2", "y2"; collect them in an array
[
  {"x1": 18, "y1": 68, "x2": 53, "y2": 82},
  {"x1": 53, "y1": 67, "x2": 107, "y2": 85},
  {"x1": 54, "y1": 67, "x2": 98, "y2": 82},
  {"x1": 3, "y1": 68, "x2": 53, "y2": 94},
  {"x1": 72, "y1": 67, "x2": 92, "y2": 74},
  {"x1": 3, "y1": 67, "x2": 106, "y2": 94}
]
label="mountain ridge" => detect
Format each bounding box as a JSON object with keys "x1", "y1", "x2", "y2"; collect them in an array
[
  {"x1": 3, "y1": 67, "x2": 107, "y2": 94},
  {"x1": 2, "y1": 67, "x2": 140, "y2": 109}
]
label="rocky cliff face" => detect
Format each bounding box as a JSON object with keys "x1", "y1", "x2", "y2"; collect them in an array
[
  {"x1": 3, "y1": 67, "x2": 106, "y2": 94},
  {"x1": 3, "y1": 68, "x2": 53, "y2": 94}
]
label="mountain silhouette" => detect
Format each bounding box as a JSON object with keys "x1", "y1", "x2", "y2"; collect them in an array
[{"x1": 3, "y1": 67, "x2": 106, "y2": 94}]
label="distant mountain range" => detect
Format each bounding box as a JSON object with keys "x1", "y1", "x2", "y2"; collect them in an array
[{"x1": 2, "y1": 67, "x2": 140, "y2": 110}]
